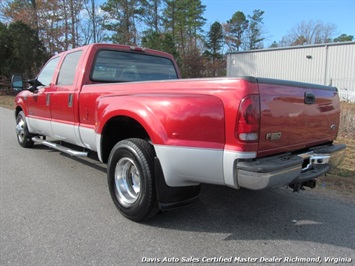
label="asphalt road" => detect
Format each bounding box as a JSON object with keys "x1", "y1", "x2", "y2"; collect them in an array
[{"x1": 1, "y1": 107, "x2": 354, "y2": 266}]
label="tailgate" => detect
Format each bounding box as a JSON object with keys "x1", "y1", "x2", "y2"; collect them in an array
[{"x1": 257, "y1": 78, "x2": 340, "y2": 157}]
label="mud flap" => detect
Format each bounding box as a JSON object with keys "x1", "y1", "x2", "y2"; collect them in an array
[{"x1": 154, "y1": 158, "x2": 200, "y2": 210}]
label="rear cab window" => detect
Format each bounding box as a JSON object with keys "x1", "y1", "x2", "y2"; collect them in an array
[
  {"x1": 90, "y1": 50, "x2": 178, "y2": 83},
  {"x1": 57, "y1": 50, "x2": 83, "y2": 86}
]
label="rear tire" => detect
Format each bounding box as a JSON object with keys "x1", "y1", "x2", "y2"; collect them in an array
[
  {"x1": 15, "y1": 111, "x2": 34, "y2": 148},
  {"x1": 107, "y1": 138, "x2": 158, "y2": 222}
]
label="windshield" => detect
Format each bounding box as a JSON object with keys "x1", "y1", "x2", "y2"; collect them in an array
[{"x1": 91, "y1": 50, "x2": 178, "y2": 82}]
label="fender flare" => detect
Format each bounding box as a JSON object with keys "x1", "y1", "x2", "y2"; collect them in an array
[
  {"x1": 14, "y1": 95, "x2": 28, "y2": 118},
  {"x1": 95, "y1": 95, "x2": 169, "y2": 144}
]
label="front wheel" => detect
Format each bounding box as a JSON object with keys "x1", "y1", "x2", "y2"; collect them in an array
[
  {"x1": 15, "y1": 111, "x2": 34, "y2": 148},
  {"x1": 107, "y1": 138, "x2": 159, "y2": 222}
]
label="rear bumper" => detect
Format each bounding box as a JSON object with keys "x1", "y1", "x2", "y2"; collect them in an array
[{"x1": 236, "y1": 143, "x2": 346, "y2": 190}]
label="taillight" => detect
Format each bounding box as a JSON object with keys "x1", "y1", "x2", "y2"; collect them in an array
[{"x1": 235, "y1": 95, "x2": 260, "y2": 142}]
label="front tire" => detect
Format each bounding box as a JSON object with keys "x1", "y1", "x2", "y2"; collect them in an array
[
  {"x1": 107, "y1": 138, "x2": 158, "y2": 222},
  {"x1": 15, "y1": 111, "x2": 34, "y2": 148}
]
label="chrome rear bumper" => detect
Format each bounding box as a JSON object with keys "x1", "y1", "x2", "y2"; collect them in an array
[{"x1": 236, "y1": 143, "x2": 346, "y2": 190}]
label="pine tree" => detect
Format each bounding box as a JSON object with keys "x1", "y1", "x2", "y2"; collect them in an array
[
  {"x1": 205, "y1": 22, "x2": 223, "y2": 62},
  {"x1": 101, "y1": 0, "x2": 143, "y2": 45},
  {"x1": 224, "y1": 11, "x2": 248, "y2": 51},
  {"x1": 162, "y1": 0, "x2": 206, "y2": 77},
  {"x1": 204, "y1": 22, "x2": 225, "y2": 77},
  {"x1": 141, "y1": 0, "x2": 162, "y2": 32},
  {"x1": 246, "y1": 9, "x2": 265, "y2": 50},
  {"x1": 141, "y1": 31, "x2": 179, "y2": 59},
  {"x1": 333, "y1": 34, "x2": 354, "y2": 42},
  {"x1": 3, "y1": 21, "x2": 47, "y2": 78}
]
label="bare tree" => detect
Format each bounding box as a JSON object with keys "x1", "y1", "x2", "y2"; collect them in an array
[
  {"x1": 80, "y1": 0, "x2": 106, "y2": 44},
  {"x1": 0, "y1": 0, "x2": 38, "y2": 32},
  {"x1": 281, "y1": 20, "x2": 337, "y2": 46},
  {"x1": 60, "y1": 0, "x2": 83, "y2": 49}
]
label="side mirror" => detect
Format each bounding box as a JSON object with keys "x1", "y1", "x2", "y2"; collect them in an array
[{"x1": 11, "y1": 74, "x2": 24, "y2": 91}]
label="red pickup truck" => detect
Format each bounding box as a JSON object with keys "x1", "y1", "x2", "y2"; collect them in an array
[{"x1": 11, "y1": 43, "x2": 346, "y2": 221}]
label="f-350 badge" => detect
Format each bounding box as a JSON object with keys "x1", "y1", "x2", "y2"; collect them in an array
[{"x1": 266, "y1": 132, "x2": 282, "y2": 141}]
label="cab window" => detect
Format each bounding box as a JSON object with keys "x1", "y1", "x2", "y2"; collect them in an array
[
  {"x1": 57, "y1": 50, "x2": 83, "y2": 86},
  {"x1": 37, "y1": 56, "x2": 60, "y2": 86},
  {"x1": 91, "y1": 50, "x2": 178, "y2": 83}
]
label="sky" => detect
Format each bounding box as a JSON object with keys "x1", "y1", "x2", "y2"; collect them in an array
[{"x1": 201, "y1": 0, "x2": 355, "y2": 46}]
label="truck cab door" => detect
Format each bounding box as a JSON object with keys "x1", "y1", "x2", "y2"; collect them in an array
[
  {"x1": 50, "y1": 50, "x2": 83, "y2": 146},
  {"x1": 26, "y1": 56, "x2": 60, "y2": 137}
]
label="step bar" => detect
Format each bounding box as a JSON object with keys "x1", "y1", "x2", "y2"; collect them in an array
[{"x1": 32, "y1": 137, "x2": 88, "y2": 157}]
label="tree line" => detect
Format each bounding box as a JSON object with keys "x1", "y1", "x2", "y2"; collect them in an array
[{"x1": 0, "y1": 0, "x2": 353, "y2": 91}]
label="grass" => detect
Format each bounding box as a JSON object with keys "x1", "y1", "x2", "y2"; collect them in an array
[
  {"x1": 316, "y1": 135, "x2": 355, "y2": 200},
  {"x1": 333, "y1": 137, "x2": 355, "y2": 177},
  {"x1": 338, "y1": 102, "x2": 355, "y2": 138},
  {"x1": 1, "y1": 94, "x2": 354, "y2": 197},
  {"x1": 0, "y1": 95, "x2": 14, "y2": 109},
  {"x1": 333, "y1": 102, "x2": 355, "y2": 181}
]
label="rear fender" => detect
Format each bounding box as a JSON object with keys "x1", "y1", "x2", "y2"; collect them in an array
[
  {"x1": 96, "y1": 93, "x2": 226, "y2": 188},
  {"x1": 95, "y1": 93, "x2": 226, "y2": 148},
  {"x1": 95, "y1": 95, "x2": 168, "y2": 144}
]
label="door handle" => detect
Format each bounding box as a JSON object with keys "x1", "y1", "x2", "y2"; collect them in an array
[
  {"x1": 68, "y1": 94, "x2": 73, "y2": 107},
  {"x1": 304, "y1": 92, "x2": 315, "y2": 104}
]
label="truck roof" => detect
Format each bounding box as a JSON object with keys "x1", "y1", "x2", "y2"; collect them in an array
[{"x1": 58, "y1": 43, "x2": 175, "y2": 60}]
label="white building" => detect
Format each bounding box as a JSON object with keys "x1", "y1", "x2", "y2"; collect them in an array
[{"x1": 226, "y1": 42, "x2": 355, "y2": 102}]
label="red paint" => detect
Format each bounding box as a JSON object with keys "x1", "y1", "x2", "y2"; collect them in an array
[
  {"x1": 258, "y1": 83, "x2": 340, "y2": 157},
  {"x1": 15, "y1": 43, "x2": 341, "y2": 159}
]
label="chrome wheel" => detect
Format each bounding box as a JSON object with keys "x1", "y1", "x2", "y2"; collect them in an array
[
  {"x1": 15, "y1": 111, "x2": 34, "y2": 148},
  {"x1": 114, "y1": 157, "x2": 141, "y2": 207},
  {"x1": 108, "y1": 138, "x2": 158, "y2": 221},
  {"x1": 16, "y1": 116, "x2": 25, "y2": 143}
]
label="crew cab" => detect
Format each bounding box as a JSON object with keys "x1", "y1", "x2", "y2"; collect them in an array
[{"x1": 11, "y1": 43, "x2": 346, "y2": 221}]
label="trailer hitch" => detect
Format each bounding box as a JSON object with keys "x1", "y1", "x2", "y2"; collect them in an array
[{"x1": 289, "y1": 180, "x2": 316, "y2": 192}]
